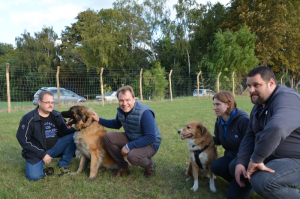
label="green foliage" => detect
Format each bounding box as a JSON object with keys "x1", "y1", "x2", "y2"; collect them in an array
[
  {"x1": 201, "y1": 24, "x2": 259, "y2": 91},
  {"x1": 151, "y1": 62, "x2": 168, "y2": 101}
]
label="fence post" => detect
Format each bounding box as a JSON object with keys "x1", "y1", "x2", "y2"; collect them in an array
[
  {"x1": 281, "y1": 75, "x2": 284, "y2": 85},
  {"x1": 6, "y1": 63, "x2": 11, "y2": 113},
  {"x1": 197, "y1": 71, "x2": 202, "y2": 100},
  {"x1": 232, "y1": 71, "x2": 235, "y2": 97},
  {"x1": 169, "y1": 70, "x2": 173, "y2": 102},
  {"x1": 217, "y1": 72, "x2": 222, "y2": 92},
  {"x1": 140, "y1": 68, "x2": 143, "y2": 103},
  {"x1": 56, "y1": 66, "x2": 61, "y2": 109},
  {"x1": 100, "y1": 67, "x2": 104, "y2": 107}
]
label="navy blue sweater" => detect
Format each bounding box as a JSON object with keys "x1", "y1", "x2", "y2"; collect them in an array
[{"x1": 99, "y1": 110, "x2": 158, "y2": 151}]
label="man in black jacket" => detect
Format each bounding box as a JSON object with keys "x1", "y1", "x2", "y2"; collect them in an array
[
  {"x1": 229, "y1": 66, "x2": 300, "y2": 198},
  {"x1": 16, "y1": 91, "x2": 76, "y2": 181}
]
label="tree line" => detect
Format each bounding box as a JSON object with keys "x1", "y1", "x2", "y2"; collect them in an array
[{"x1": 1, "y1": 0, "x2": 300, "y2": 101}]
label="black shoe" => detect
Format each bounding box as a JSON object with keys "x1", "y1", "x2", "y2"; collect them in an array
[{"x1": 57, "y1": 166, "x2": 70, "y2": 176}]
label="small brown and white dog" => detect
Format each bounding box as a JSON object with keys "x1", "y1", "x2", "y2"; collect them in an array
[
  {"x1": 178, "y1": 121, "x2": 218, "y2": 192},
  {"x1": 61, "y1": 106, "x2": 128, "y2": 180}
]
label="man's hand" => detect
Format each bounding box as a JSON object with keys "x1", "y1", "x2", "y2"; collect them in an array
[
  {"x1": 235, "y1": 164, "x2": 248, "y2": 187},
  {"x1": 247, "y1": 161, "x2": 275, "y2": 181},
  {"x1": 121, "y1": 146, "x2": 129, "y2": 155},
  {"x1": 92, "y1": 112, "x2": 100, "y2": 122},
  {"x1": 43, "y1": 154, "x2": 52, "y2": 164}
]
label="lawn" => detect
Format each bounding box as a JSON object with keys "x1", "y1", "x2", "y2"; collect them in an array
[{"x1": 0, "y1": 96, "x2": 263, "y2": 198}]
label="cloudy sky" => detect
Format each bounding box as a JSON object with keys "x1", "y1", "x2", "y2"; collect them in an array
[{"x1": 0, "y1": 0, "x2": 230, "y2": 47}]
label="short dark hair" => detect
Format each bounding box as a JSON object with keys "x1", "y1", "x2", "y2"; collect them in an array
[
  {"x1": 247, "y1": 66, "x2": 277, "y2": 84},
  {"x1": 117, "y1": 85, "x2": 135, "y2": 99},
  {"x1": 38, "y1": 90, "x2": 54, "y2": 101},
  {"x1": 213, "y1": 91, "x2": 237, "y2": 115}
]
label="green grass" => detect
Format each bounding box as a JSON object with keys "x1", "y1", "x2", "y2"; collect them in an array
[{"x1": 0, "y1": 97, "x2": 263, "y2": 198}]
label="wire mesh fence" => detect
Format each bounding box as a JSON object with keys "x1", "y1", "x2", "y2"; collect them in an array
[{"x1": 0, "y1": 65, "x2": 288, "y2": 112}]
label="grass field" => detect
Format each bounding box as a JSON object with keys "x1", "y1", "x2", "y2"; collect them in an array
[{"x1": 0, "y1": 96, "x2": 263, "y2": 198}]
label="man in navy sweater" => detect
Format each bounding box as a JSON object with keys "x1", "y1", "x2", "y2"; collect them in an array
[{"x1": 93, "y1": 85, "x2": 162, "y2": 178}]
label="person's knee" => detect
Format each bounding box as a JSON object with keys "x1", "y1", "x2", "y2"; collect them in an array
[
  {"x1": 26, "y1": 171, "x2": 43, "y2": 181},
  {"x1": 210, "y1": 160, "x2": 220, "y2": 175},
  {"x1": 127, "y1": 153, "x2": 138, "y2": 165},
  {"x1": 251, "y1": 172, "x2": 271, "y2": 195},
  {"x1": 229, "y1": 159, "x2": 236, "y2": 176}
]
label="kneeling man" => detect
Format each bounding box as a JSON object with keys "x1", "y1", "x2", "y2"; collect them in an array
[
  {"x1": 16, "y1": 91, "x2": 76, "y2": 181},
  {"x1": 93, "y1": 85, "x2": 162, "y2": 178}
]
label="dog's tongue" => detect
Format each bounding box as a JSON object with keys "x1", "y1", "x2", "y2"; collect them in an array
[
  {"x1": 66, "y1": 118, "x2": 73, "y2": 125},
  {"x1": 181, "y1": 135, "x2": 190, "y2": 140}
]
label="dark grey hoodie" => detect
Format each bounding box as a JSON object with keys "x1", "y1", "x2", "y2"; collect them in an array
[
  {"x1": 237, "y1": 85, "x2": 300, "y2": 167},
  {"x1": 214, "y1": 108, "x2": 249, "y2": 159}
]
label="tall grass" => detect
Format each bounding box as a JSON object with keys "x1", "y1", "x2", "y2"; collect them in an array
[{"x1": 0, "y1": 97, "x2": 262, "y2": 198}]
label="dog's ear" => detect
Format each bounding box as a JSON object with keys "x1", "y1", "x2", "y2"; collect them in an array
[
  {"x1": 197, "y1": 124, "x2": 208, "y2": 135},
  {"x1": 76, "y1": 109, "x2": 86, "y2": 123}
]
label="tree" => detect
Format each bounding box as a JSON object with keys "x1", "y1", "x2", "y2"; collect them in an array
[
  {"x1": 221, "y1": 0, "x2": 300, "y2": 89},
  {"x1": 201, "y1": 24, "x2": 259, "y2": 91}
]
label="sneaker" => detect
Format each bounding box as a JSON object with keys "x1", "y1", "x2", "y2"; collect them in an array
[{"x1": 58, "y1": 166, "x2": 70, "y2": 176}]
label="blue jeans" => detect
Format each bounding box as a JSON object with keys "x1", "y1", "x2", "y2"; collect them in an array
[
  {"x1": 229, "y1": 158, "x2": 300, "y2": 199},
  {"x1": 212, "y1": 155, "x2": 253, "y2": 199},
  {"x1": 25, "y1": 133, "x2": 76, "y2": 181}
]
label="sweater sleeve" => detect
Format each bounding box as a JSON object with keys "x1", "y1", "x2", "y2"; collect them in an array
[
  {"x1": 251, "y1": 93, "x2": 300, "y2": 163},
  {"x1": 126, "y1": 110, "x2": 156, "y2": 150},
  {"x1": 98, "y1": 113, "x2": 122, "y2": 129}
]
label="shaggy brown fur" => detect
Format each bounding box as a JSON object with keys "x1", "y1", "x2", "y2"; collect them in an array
[
  {"x1": 178, "y1": 121, "x2": 218, "y2": 192},
  {"x1": 61, "y1": 106, "x2": 127, "y2": 180}
]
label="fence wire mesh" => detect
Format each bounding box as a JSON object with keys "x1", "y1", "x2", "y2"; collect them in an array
[{"x1": 0, "y1": 66, "x2": 286, "y2": 112}]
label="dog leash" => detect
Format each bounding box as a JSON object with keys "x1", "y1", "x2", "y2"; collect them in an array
[{"x1": 193, "y1": 142, "x2": 211, "y2": 169}]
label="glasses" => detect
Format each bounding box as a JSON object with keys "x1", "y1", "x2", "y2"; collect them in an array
[{"x1": 41, "y1": 101, "x2": 54, "y2": 105}]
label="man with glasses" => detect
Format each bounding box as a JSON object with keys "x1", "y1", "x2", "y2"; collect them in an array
[{"x1": 16, "y1": 91, "x2": 76, "y2": 181}]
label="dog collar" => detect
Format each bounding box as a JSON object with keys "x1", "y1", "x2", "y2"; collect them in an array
[
  {"x1": 78, "y1": 120, "x2": 94, "y2": 131},
  {"x1": 193, "y1": 142, "x2": 211, "y2": 169}
]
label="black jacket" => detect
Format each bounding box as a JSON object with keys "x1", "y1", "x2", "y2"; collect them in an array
[
  {"x1": 213, "y1": 108, "x2": 249, "y2": 159},
  {"x1": 16, "y1": 106, "x2": 76, "y2": 164},
  {"x1": 237, "y1": 85, "x2": 300, "y2": 167}
]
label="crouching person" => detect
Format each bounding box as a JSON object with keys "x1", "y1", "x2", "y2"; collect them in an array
[
  {"x1": 92, "y1": 85, "x2": 162, "y2": 178},
  {"x1": 16, "y1": 91, "x2": 76, "y2": 181}
]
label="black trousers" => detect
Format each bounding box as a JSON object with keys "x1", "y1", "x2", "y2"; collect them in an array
[{"x1": 211, "y1": 155, "x2": 253, "y2": 199}]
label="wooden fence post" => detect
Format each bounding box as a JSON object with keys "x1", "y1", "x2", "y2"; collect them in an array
[
  {"x1": 140, "y1": 68, "x2": 143, "y2": 103},
  {"x1": 217, "y1": 72, "x2": 222, "y2": 92},
  {"x1": 197, "y1": 71, "x2": 202, "y2": 100},
  {"x1": 6, "y1": 63, "x2": 11, "y2": 113},
  {"x1": 56, "y1": 66, "x2": 61, "y2": 109},
  {"x1": 100, "y1": 67, "x2": 104, "y2": 107},
  {"x1": 232, "y1": 71, "x2": 235, "y2": 97},
  {"x1": 281, "y1": 75, "x2": 284, "y2": 85},
  {"x1": 169, "y1": 70, "x2": 173, "y2": 102}
]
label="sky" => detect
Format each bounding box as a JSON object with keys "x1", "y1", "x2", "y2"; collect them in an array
[{"x1": 0, "y1": 0, "x2": 230, "y2": 47}]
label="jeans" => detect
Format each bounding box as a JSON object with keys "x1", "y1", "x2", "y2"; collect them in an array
[
  {"x1": 25, "y1": 133, "x2": 76, "y2": 181},
  {"x1": 229, "y1": 158, "x2": 300, "y2": 199},
  {"x1": 212, "y1": 155, "x2": 253, "y2": 199}
]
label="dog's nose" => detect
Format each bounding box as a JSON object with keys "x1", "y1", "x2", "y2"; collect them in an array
[{"x1": 177, "y1": 130, "x2": 181, "y2": 134}]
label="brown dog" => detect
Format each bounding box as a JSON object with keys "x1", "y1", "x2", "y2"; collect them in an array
[
  {"x1": 61, "y1": 106, "x2": 127, "y2": 180},
  {"x1": 178, "y1": 121, "x2": 218, "y2": 192}
]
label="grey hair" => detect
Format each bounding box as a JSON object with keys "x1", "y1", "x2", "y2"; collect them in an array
[{"x1": 38, "y1": 90, "x2": 54, "y2": 102}]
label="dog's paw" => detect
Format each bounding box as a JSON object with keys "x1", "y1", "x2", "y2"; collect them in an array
[
  {"x1": 186, "y1": 177, "x2": 191, "y2": 182},
  {"x1": 191, "y1": 184, "x2": 198, "y2": 192},
  {"x1": 89, "y1": 176, "x2": 97, "y2": 180},
  {"x1": 210, "y1": 185, "x2": 216, "y2": 192}
]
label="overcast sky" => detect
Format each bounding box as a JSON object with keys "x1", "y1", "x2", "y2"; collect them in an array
[{"x1": 0, "y1": 0, "x2": 230, "y2": 47}]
